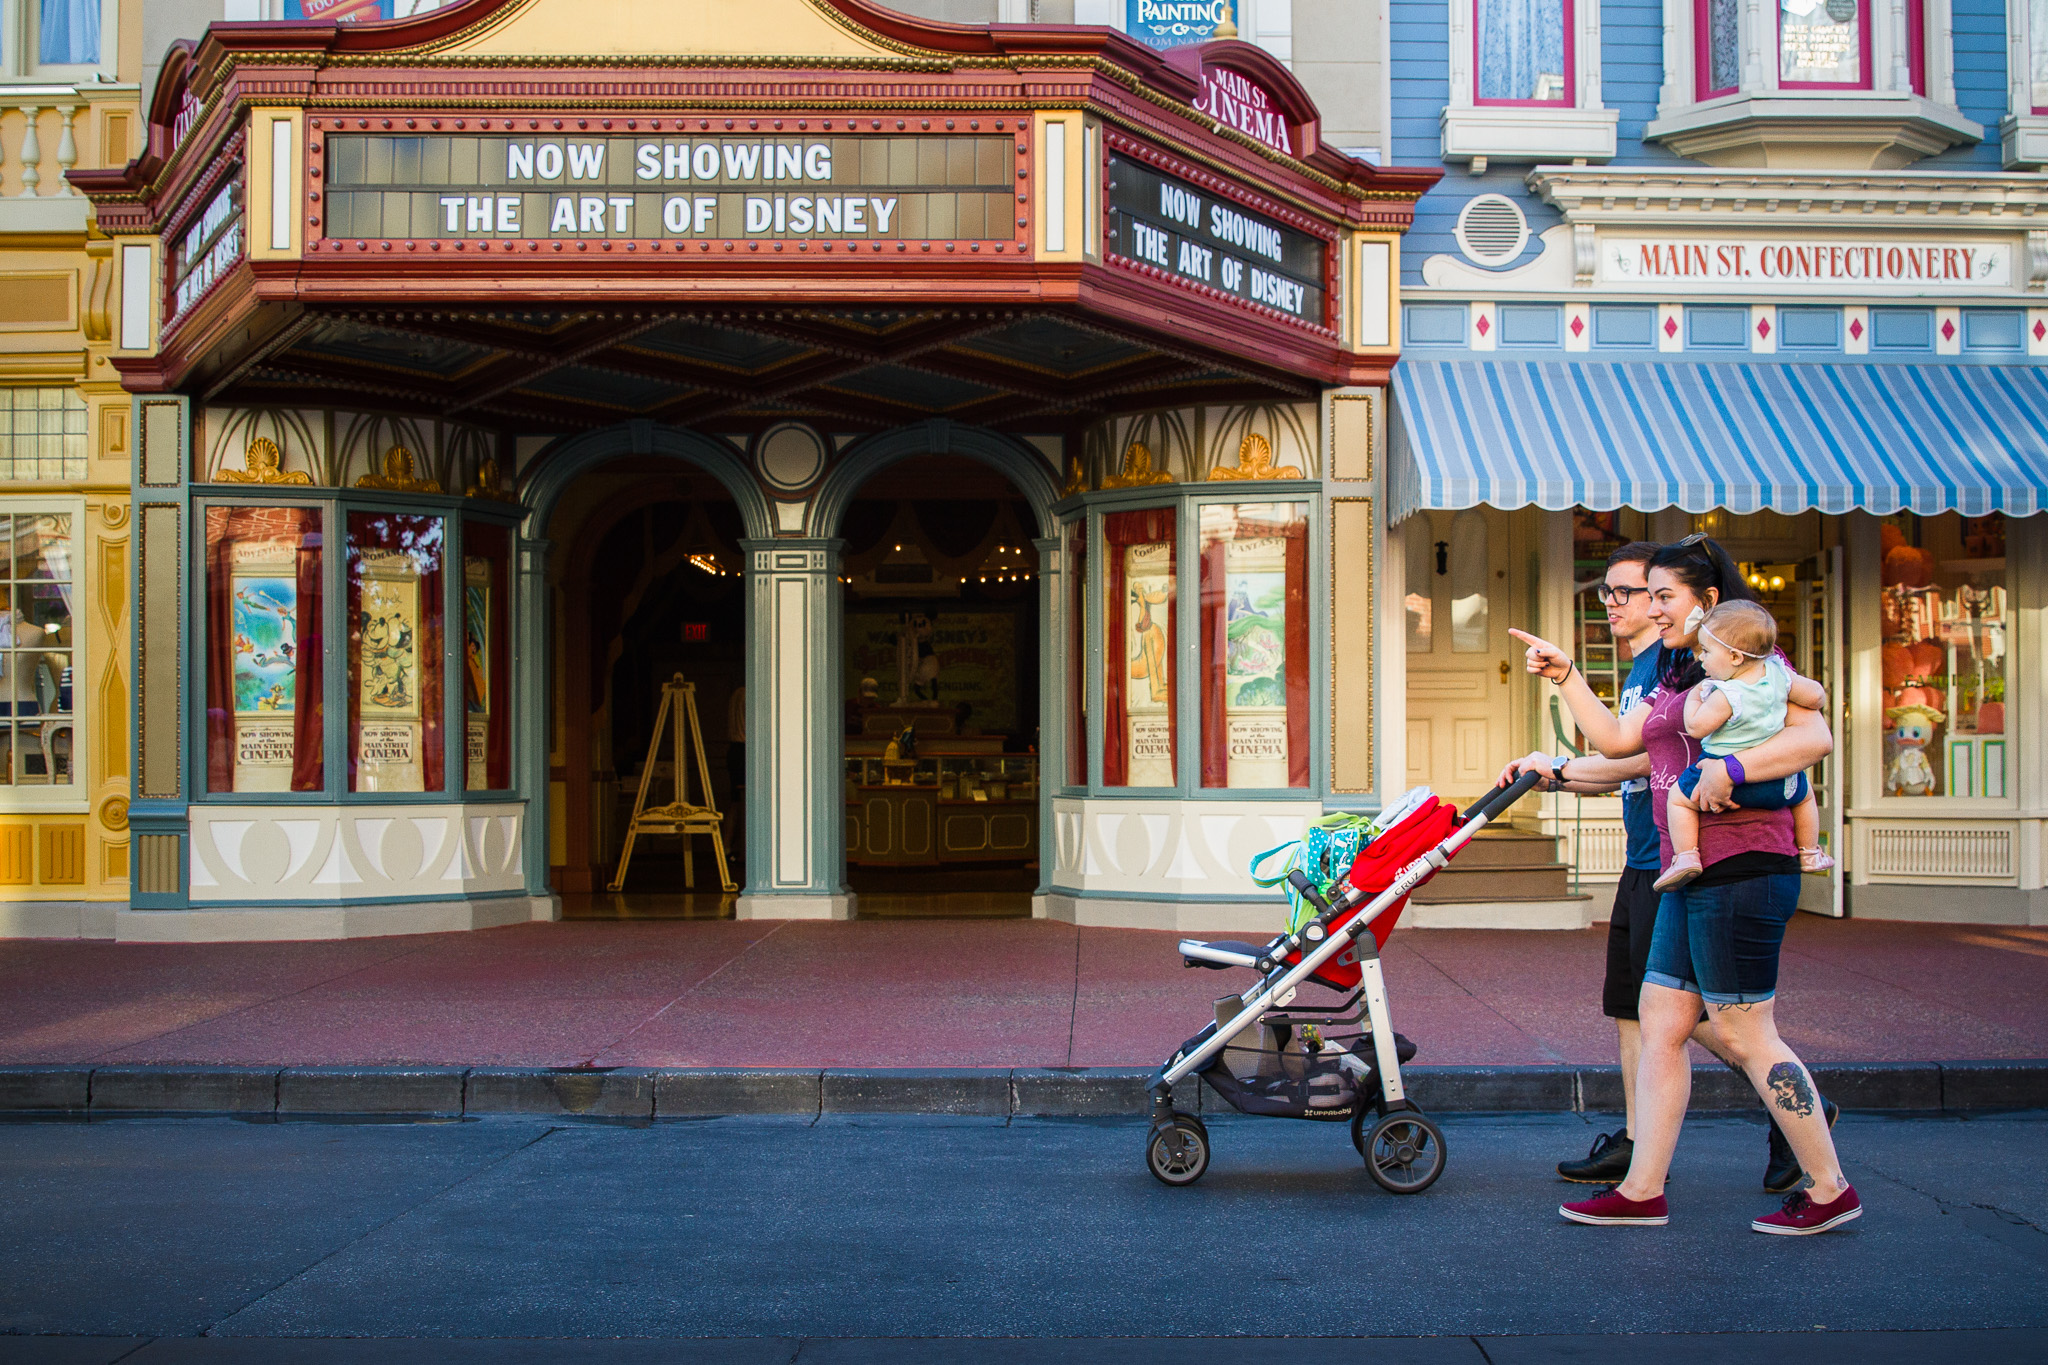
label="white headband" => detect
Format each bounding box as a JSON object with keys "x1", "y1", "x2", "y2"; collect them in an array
[{"x1": 1699, "y1": 623, "x2": 1760, "y2": 662}]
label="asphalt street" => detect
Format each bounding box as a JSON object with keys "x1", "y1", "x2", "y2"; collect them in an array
[{"x1": 2, "y1": 1111, "x2": 2044, "y2": 1361}]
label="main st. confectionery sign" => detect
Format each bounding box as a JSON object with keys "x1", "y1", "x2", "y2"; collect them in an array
[
  {"x1": 1603, "y1": 234, "x2": 2018, "y2": 293},
  {"x1": 321, "y1": 131, "x2": 1018, "y2": 242}
]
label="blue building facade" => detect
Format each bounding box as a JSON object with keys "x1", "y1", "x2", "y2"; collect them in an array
[{"x1": 1382, "y1": 0, "x2": 2048, "y2": 923}]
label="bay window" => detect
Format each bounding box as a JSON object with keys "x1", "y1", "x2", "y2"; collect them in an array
[
  {"x1": 0, "y1": 505, "x2": 78, "y2": 793},
  {"x1": 1697, "y1": 0, "x2": 1740, "y2": 98},
  {"x1": 1477, "y1": 0, "x2": 1572, "y2": 104},
  {"x1": 1779, "y1": 0, "x2": 1869, "y2": 88}
]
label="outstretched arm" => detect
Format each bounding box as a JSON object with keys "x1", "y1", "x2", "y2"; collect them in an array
[
  {"x1": 1499, "y1": 750, "x2": 1652, "y2": 795},
  {"x1": 1508, "y1": 628, "x2": 1651, "y2": 759}
]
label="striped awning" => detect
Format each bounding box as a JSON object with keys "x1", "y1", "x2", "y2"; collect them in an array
[{"x1": 1389, "y1": 359, "x2": 2048, "y2": 523}]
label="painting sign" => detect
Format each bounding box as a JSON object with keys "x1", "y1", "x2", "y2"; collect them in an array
[
  {"x1": 230, "y1": 539, "x2": 298, "y2": 791},
  {"x1": 464, "y1": 556, "x2": 490, "y2": 790},
  {"x1": 356, "y1": 549, "x2": 422, "y2": 791},
  {"x1": 1222, "y1": 536, "x2": 1288, "y2": 787},
  {"x1": 1125, "y1": 541, "x2": 1175, "y2": 787}
]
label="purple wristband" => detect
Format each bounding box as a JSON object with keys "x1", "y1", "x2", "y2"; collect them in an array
[{"x1": 1721, "y1": 755, "x2": 1746, "y2": 786}]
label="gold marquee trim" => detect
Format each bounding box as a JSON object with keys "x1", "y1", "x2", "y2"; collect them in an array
[
  {"x1": 216, "y1": 438, "x2": 312, "y2": 486},
  {"x1": 1207, "y1": 432, "x2": 1301, "y2": 481},
  {"x1": 1101, "y1": 441, "x2": 1174, "y2": 488},
  {"x1": 356, "y1": 446, "x2": 444, "y2": 494}
]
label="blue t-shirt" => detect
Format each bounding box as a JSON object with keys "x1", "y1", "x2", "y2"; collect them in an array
[{"x1": 1617, "y1": 642, "x2": 1665, "y2": 871}]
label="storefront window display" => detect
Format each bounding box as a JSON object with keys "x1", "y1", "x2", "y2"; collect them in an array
[
  {"x1": 1779, "y1": 0, "x2": 1867, "y2": 87},
  {"x1": 463, "y1": 522, "x2": 512, "y2": 791},
  {"x1": 347, "y1": 511, "x2": 445, "y2": 794},
  {"x1": 206, "y1": 505, "x2": 323, "y2": 793},
  {"x1": 1879, "y1": 512, "x2": 2009, "y2": 800},
  {"x1": 1103, "y1": 507, "x2": 1176, "y2": 788},
  {"x1": 1, "y1": 510, "x2": 76, "y2": 788},
  {"x1": 1198, "y1": 502, "x2": 1309, "y2": 788}
]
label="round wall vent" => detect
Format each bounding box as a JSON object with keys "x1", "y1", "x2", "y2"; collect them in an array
[{"x1": 1455, "y1": 194, "x2": 1530, "y2": 268}]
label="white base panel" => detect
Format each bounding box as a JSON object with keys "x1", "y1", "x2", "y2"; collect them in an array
[
  {"x1": 110, "y1": 894, "x2": 556, "y2": 943},
  {"x1": 1038, "y1": 893, "x2": 1276, "y2": 934},
  {"x1": 737, "y1": 892, "x2": 855, "y2": 920},
  {"x1": 1402, "y1": 898, "x2": 1600, "y2": 930},
  {"x1": 0, "y1": 900, "x2": 124, "y2": 940}
]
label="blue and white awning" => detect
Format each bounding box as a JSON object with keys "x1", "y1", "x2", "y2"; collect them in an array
[{"x1": 1388, "y1": 360, "x2": 2048, "y2": 522}]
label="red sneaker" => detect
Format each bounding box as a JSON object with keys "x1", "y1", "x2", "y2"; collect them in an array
[
  {"x1": 1752, "y1": 1184, "x2": 1862, "y2": 1236},
  {"x1": 1560, "y1": 1187, "x2": 1669, "y2": 1226}
]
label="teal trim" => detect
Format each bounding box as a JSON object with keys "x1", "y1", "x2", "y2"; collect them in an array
[
  {"x1": 132, "y1": 394, "x2": 191, "y2": 910},
  {"x1": 1032, "y1": 534, "x2": 1061, "y2": 898},
  {"x1": 738, "y1": 538, "x2": 845, "y2": 899},
  {"x1": 519, "y1": 422, "x2": 773, "y2": 540},
  {"x1": 809, "y1": 421, "x2": 1062, "y2": 539}
]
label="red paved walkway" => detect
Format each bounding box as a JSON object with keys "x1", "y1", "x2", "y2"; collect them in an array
[{"x1": 2, "y1": 917, "x2": 2043, "y2": 1069}]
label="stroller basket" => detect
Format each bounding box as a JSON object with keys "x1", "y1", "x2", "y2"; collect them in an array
[{"x1": 1143, "y1": 771, "x2": 1544, "y2": 1192}]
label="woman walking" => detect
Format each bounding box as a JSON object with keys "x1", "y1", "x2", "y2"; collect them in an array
[{"x1": 1507, "y1": 534, "x2": 1859, "y2": 1235}]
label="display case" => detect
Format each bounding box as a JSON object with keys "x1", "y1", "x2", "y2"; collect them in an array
[
  {"x1": 1877, "y1": 513, "x2": 2010, "y2": 800},
  {"x1": 844, "y1": 751, "x2": 1039, "y2": 866}
]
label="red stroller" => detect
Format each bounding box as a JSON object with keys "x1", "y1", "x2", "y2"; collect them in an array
[{"x1": 1144, "y1": 771, "x2": 1543, "y2": 1191}]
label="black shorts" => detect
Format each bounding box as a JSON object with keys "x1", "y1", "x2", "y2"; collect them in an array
[{"x1": 1602, "y1": 866, "x2": 1665, "y2": 1021}]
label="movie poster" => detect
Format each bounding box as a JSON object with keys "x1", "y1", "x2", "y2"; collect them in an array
[
  {"x1": 464, "y1": 556, "x2": 490, "y2": 790},
  {"x1": 230, "y1": 540, "x2": 298, "y2": 791},
  {"x1": 1221, "y1": 537, "x2": 1289, "y2": 787},
  {"x1": 1124, "y1": 541, "x2": 1175, "y2": 786},
  {"x1": 356, "y1": 550, "x2": 422, "y2": 791}
]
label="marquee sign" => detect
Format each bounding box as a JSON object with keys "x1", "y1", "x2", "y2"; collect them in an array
[
  {"x1": 1194, "y1": 66, "x2": 1295, "y2": 157},
  {"x1": 320, "y1": 132, "x2": 1017, "y2": 243},
  {"x1": 1106, "y1": 153, "x2": 1327, "y2": 327},
  {"x1": 1603, "y1": 235, "x2": 2017, "y2": 293}
]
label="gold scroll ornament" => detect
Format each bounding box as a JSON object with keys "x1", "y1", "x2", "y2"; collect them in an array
[
  {"x1": 1207, "y1": 432, "x2": 1302, "y2": 481},
  {"x1": 217, "y1": 437, "x2": 311, "y2": 485},
  {"x1": 466, "y1": 455, "x2": 519, "y2": 503},
  {"x1": 356, "y1": 446, "x2": 443, "y2": 493},
  {"x1": 1101, "y1": 441, "x2": 1174, "y2": 488}
]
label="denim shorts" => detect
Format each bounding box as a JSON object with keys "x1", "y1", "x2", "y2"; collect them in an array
[
  {"x1": 1676, "y1": 761, "x2": 1809, "y2": 810},
  {"x1": 1642, "y1": 874, "x2": 1802, "y2": 1005}
]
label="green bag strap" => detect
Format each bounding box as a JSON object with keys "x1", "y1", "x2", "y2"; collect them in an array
[{"x1": 1248, "y1": 840, "x2": 1302, "y2": 889}]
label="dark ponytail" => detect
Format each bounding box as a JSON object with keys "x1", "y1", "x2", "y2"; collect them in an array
[{"x1": 1648, "y1": 534, "x2": 1757, "y2": 692}]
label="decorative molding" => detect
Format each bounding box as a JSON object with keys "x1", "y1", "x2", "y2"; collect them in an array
[
  {"x1": 354, "y1": 445, "x2": 444, "y2": 493},
  {"x1": 1101, "y1": 441, "x2": 1174, "y2": 488},
  {"x1": 214, "y1": 437, "x2": 312, "y2": 485},
  {"x1": 1206, "y1": 432, "x2": 1302, "y2": 481},
  {"x1": 1529, "y1": 166, "x2": 2048, "y2": 225},
  {"x1": 1441, "y1": 107, "x2": 1620, "y2": 167},
  {"x1": 466, "y1": 454, "x2": 519, "y2": 502},
  {"x1": 1060, "y1": 455, "x2": 1088, "y2": 497},
  {"x1": 1644, "y1": 95, "x2": 1983, "y2": 170}
]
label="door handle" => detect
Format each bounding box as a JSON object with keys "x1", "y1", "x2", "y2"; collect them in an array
[{"x1": 1499, "y1": 659, "x2": 1510, "y2": 685}]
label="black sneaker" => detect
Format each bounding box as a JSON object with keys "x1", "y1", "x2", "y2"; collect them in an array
[
  {"x1": 1763, "y1": 1098, "x2": 1841, "y2": 1193},
  {"x1": 1559, "y1": 1129, "x2": 1634, "y2": 1184}
]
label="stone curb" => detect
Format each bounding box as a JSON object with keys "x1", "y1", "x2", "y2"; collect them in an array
[{"x1": 0, "y1": 1061, "x2": 2040, "y2": 1120}]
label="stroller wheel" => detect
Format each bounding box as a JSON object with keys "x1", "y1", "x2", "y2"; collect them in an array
[
  {"x1": 1362, "y1": 1111, "x2": 1447, "y2": 1194},
  {"x1": 1146, "y1": 1113, "x2": 1210, "y2": 1187}
]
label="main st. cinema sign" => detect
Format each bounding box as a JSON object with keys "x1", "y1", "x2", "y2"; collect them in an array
[{"x1": 321, "y1": 130, "x2": 1018, "y2": 243}]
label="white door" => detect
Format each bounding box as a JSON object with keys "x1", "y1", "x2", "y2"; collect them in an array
[
  {"x1": 1797, "y1": 546, "x2": 1846, "y2": 917},
  {"x1": 1403, "y1": 507, "x2": 1512, "y2": 805}
]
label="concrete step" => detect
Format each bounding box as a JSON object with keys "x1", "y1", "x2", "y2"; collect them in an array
[
  {"x1": 1449, "y1": 827, "x2": 1563, "y2": 868},
  {"x1": 1413, "y1": 864, "x2": 1575, "y2": 903}
]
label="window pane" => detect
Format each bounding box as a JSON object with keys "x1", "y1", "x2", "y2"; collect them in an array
[
  {"x1": 1199, "y1": 502, "x2": 1308, "y2": 789},
  {"x1": 349, "y1": 512, "x2": 446, "y2": 793},
  {"x1": 2, "y1": 512, "x2": 75, "y2": 787},
  {"x1": 1405, "y1": 518, "x2": 1434, "y2": 652},
  {"x1": 0, "y1": 390, "x2": 87, "y2": 482},
  {"x1": 463, "y1": 522, "x2": 512, "y2": 791},
  {"x1": 1449, "y1": 509, "x2": 1491, "y2": 653},
  {"x1": 1705, "y1": 0, "x2": 1741, "y2": 92},
  {"x1": 1780, "y1": 0, "x2": 1862, "y2": 84},
  {"x1": 38, "y1": 0, "x2": 99, "y2": 64},
  {"x1": 2033, "y1": 0, "x2": 2048, "y2": 107},
  {"x1": 1103, "y1": 507, "x2": 1175, "y2": 788},
  {"x1": 1880, "y1": 513, "x2": 2010, "y2": 800},
  {"x1": 1477, "y1": 0, "x2": 1569, "y2": 101},
  {"x1": 207, "y1": 505, "x2": 324, "y2": 793}
]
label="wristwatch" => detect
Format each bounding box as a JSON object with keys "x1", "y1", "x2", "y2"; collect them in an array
[{"x1": 1549, "y1": 754, "x2": 1570, "y2": 791}]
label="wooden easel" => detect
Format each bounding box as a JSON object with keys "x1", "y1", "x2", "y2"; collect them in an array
[{"x1": 608, "y1": 673, "x2": 736, "y2": 894}]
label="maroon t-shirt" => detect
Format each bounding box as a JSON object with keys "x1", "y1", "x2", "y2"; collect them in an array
[{"x1": 1642, "y1": 683, "x2": 1796, "y2": 871}]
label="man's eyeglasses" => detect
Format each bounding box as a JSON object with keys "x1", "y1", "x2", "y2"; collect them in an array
[{"x1": 1595, "y1": 584, "x2": 1650, "y2": 606}]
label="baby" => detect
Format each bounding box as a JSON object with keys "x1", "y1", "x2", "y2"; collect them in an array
[{"x1": 1655, "y1": 600, "x2": 1836, "y2": 892}]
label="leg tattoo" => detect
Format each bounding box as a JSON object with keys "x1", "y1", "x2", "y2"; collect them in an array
[{"x1": 1767, "y1": 1061, "x2": 1816, "y2": 1117}]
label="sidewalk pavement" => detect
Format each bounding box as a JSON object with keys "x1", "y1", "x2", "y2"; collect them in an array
[{"x1": 4, "y1": 914, "x2": 2044, "y2": 1070}]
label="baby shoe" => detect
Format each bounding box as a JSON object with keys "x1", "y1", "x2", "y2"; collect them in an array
[{"x1": 1653, "y1": 851, "x2": 1703, "y2": 892}]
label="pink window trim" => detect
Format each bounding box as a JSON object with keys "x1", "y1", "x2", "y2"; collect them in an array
[
  {"x1": 1907, "y1": 0, "x2": 1926, "y2": 94},
  {"x1": 1695, "y1": 0, "x2": 1738, "y2": 100},
  {"x1": 1471, "y1": 0, "x2": 1578, "y2": 107},
  {"x1": 1775, "y1": 0, "x2": 1873, "y2": 90}
]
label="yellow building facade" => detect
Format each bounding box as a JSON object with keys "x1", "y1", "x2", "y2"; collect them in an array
[{"x1": 0, "y1": 0, "x2": 144, "y2": 931}]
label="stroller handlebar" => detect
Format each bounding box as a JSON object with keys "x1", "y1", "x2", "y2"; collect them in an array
[{"x1": 1461, "y1": 769, "x2": 1546, "y2": 826}]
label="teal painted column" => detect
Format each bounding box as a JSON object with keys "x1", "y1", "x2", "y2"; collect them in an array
[
  {"x1": 515, "y1": 531, "x2": 555, "y2": 904},
  {"x1": 737, "y1": 537, "x2": 852, "y2": 919},
  {"x1": 1033, "y1": 533, "x2": 1063, "y2": 908}
]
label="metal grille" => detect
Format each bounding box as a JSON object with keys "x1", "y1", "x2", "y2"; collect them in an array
[
  {"x1": 1456, "y1": 195, "x2": 1528, "y2": 266},
  {"x1": 1867, "y1": 825, "x2": 2013, "y2": 880}
]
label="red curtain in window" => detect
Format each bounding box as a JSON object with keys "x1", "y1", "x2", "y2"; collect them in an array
[
  {"x1": 1102, "y1": 507, "x2": 1176, "y2": 788},
  {"x1": 1199, "y1": 515, "x2": 1309, "y2": 788},
  {"x1": 204, "y1": 505, "x2": 323, "y2": 793},
  {"x1": 346, "y1": 512, "x2": 445, "y2": 793}
]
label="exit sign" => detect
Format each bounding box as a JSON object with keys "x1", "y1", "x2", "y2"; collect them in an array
[{"x1": 682, "y1": 622, "x2": 709, "y2": 643}]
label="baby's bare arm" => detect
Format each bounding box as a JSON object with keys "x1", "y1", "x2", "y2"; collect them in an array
[
  {"x1": 1787, "y1": 674, "x2": 1828, "y2": 712},
  {"x1": 1684, "y1": 687, "x2": 1733, "y2": 739}
]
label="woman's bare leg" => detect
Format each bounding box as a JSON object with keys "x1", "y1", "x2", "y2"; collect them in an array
[
  {"x1": 1617, "y1": 982, "x2": 1699, "y2": 1201},
  {"x1": 1708, "y1": 998, "x2": 1847, "y2": 1198}
]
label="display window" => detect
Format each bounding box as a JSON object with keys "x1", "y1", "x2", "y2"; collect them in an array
[
  {"x1": 1063, "y1": 516, "x2": 1087, "y2": 788},
  {"x1": 1476, "y1": 0, "x2": 1573, "y2": 104},
  {"x1": 462, "y1": 521, "x2": 513, "y2": 791},
  {"x1": 1, "y1": 508, "x2": 77, "y2": 791},
  {"x1": 347, "y1": 510, "x2": 445, "y2": 793},
  {"x1": 1778, "y1": 0, "x2": 1868, "y2": 87},
  {"x1": 1102, "y1": 506, "x2": 1176, "y2": 788},
  {"x1": 1878, "y1": 512, "x2": 2009, "y2": 800},
  {"x1": 205, "y1": 505, "x2": 323, "y2": 793},
  {"x1": 1198, "y1": 502, "x2": 1309, "y2": 789}
]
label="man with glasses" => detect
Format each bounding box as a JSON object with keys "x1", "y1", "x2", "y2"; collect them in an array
[{"x1": 1502, "y1": 541, "x2": 1743, "y2": 1184}]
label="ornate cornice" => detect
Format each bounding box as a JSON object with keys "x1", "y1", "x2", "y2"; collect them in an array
[{"x1": 1531, "y1": 166, "x2": 2048, "y2": 229}]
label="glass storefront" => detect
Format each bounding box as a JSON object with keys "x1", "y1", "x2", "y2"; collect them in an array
[{"x1": 1879, "y1": 511, "x2": 2010, "y2": 800}]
